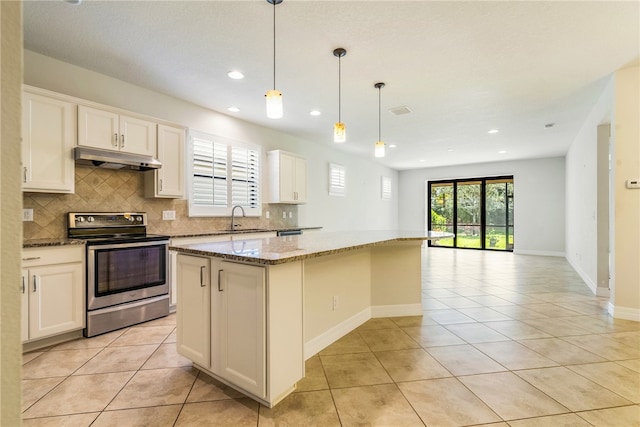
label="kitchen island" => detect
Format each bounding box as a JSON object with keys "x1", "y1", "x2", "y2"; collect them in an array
[{"x1": 170, "y1": 230, "x2": 450, "y2": 407}]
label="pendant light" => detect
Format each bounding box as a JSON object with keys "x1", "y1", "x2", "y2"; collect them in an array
[
  {"x1": 265, "y1": 0, "x2": 283, "y2": 119},
  {"x1": 374, "y1": 82, "x2": 386, "y2": 158},
  {"x1": 333, "y1": 48, "x2": 347, "y2": 143}
]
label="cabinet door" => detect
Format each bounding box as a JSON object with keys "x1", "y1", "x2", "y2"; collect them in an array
[
  {"x1": 176, "y1": 255, "x2": 211, "y2": 368},
  {"x1": 78, "y1": 105, "x2": 120, "y2": 151},
  {"x1": 120, "y1": 115, "x2": 157, "y2": 156},
  {"x1": 22, "y1": 92, "x2": 75, "y2": 193},
  {"x1": 21, "y1": 269, "x2": 29, "y2": 342},
  {"x1": 294, "y1": 156, "x2": 307, "y2": 203},
  {"x1": 216, "y1": 261, "x2": 266, "y2": 398},
  {"x1": 279, "y1": 152, "x2": 296, "y2": 203},
  {"x1": 28, "y1": 263, "x2": 84, "y2": 340},
  {"x1": 146, "y1": 124, "x2": 184, "y2": 198}
]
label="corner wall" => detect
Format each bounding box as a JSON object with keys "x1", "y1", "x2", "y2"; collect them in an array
[
  {"x1": 610, "y1": 65, "x2": 640, "y2": 320},
  {"x1": 397, "y1": 157, "x2": 566, "y2": 255},
  {"x1": 0, "y1": 1, "x2": 23, "y2": 424},
  {"x1": 565, "y1": 77, "x2": 614, "y2": 293}
]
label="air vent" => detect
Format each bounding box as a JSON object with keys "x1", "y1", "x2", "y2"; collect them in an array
[{"x1": 389, "y1": 106, "x2": 412, "y2": 116}]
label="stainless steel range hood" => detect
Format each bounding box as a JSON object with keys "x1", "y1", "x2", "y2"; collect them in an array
[{"x1": 74, "y1": 146, "x2": 162, "y2": 171}]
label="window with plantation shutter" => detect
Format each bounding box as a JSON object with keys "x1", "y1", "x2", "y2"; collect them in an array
[
  {"x1": 188, "y1": 130, "x2": 261, "y2": 217},
  {"x1": 381, "y1": 176, "x2": 392, "y2": 200},
  {"x1": 329, "y1": 163, "x2": 346, "y2": 197}
]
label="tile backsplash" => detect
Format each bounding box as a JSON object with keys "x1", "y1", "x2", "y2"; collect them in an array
[{"x1": 23, "y1": 166, "x2": 297, "y2": 240}]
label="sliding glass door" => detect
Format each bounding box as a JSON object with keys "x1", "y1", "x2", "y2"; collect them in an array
[{"x1": 428, "y1": 176, "x2": 514, "y2": 251}]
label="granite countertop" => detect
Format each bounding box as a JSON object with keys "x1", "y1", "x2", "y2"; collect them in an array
[
  {"x1": 170, "y1": 230, "x2": 453, "y2": 265},
  {"x1": 23, "y1": 238, "x2": 86, "y2": 248},
  {"x1": 167, "y1": 226, "x2": 321, "y2": 239},
  {"x1": 23, "y1": 227, "x2": 323, "y2": 248}
]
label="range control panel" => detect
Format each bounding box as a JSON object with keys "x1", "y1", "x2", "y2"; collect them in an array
[{"x1": 68, "y1": 212, "x2": 147, "y2": 228}]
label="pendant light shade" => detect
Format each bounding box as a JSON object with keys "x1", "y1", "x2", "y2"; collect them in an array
[
  {"x1": 265, "y1": 0, "x2": 283, "y2": 119},
  {"x1": 374, "y1": 82, "x2": 386, "y2": 158},
  {"x1": 333, "y1": 48, "x2": 347, "y2": 143}
]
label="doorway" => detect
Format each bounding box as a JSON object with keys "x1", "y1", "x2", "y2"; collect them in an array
[{"x1": 428, "y1": 176, "x2": 514, "y2": 251}]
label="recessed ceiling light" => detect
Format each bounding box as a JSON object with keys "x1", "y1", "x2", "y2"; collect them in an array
[
  {"x1": 488, "y1": 129, "x2": 499, "y2": 134},
  {"x1": 419, "y1": 159, "x2": 425, "y2": 162},
  {"x1": 227, "y1": 71, "x2": 244, "y2": 80},
  {"x1": 447, "y1": 148, "x2": 455, "y2": 152},
  {"x1": 227, "y1": 106, "x2": 240, "y2": 113},
  {"x1": 389, "y1": 144, "x2": 397, "y2": 148},
  {"x1": 498, "y1": 150, "x2": 507, "y2": 154},
  {"x1": 309, "y1": 110, "x2": 321, "y2": 116}
]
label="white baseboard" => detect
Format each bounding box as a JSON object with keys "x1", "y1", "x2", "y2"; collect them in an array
[
  {"x1": 304, "y1": 307, "x2": 371, "y2": 360},
  {"x1": 371, "y1": 303, "x2": 423, "y2": 318},
  {"x1": 514, "y1": 249, "x2": 565, "y2": 257},
  {"x1": 608, "y1": 302, "x2": 640, "y2": 321},
  {"x1": 565, "y1": 256, "x2": 598, "y2": 295}
]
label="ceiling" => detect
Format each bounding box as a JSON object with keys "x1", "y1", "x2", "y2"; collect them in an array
[{"x1": 23, "y1": 1, "x2": 639, "y2": 170}]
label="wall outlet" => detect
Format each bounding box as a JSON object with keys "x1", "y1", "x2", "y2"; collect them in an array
[
  {"x1": 288, "y1": 211, "x2": 293, "y2": 219},
  {"x1": 282, "y1": 211, "x2": 286, "y2": 219},
  {"x1": 23, "y1": 209, "x2": 34, "y2": 222},
  {"x1": 265, "y1": 211, "x2": 270, "y2": 219},
  {"x1": 162, "y1": 210, "x2": 176, "y2": 220}
]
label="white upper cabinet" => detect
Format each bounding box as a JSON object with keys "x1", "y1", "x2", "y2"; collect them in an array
[
  {"x1": 22, "y1": 90, "x2": 76, "y2": 193},
  {"x1": 267, "y1": 150, "x2": 307, "y2": 204},
  {"x1": 78, "y1": 105, "x2": 157, "y2": 156},
  {"x1": 145, "y1": 124, "x2": 185, "y2": 198}
]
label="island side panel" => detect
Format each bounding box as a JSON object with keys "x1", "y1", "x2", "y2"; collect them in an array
[
  {"x1": 370, "y1": 241, "x2": 423, "y2": 316},
  {"x1": 303, "y1": 248, "x2": 372, "y2": 358},
  {"x1": 266, "y1": 261, "x2": 304, "y2": 404}
]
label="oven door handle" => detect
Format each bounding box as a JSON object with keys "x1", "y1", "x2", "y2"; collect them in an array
[{"x1": 217, "y1": 269, "x2": 223, "y2": 292}]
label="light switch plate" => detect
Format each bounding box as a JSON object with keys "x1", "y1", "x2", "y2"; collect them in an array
[{"x1": 162, "y1": 210, "x2": 176, "y2": 220}]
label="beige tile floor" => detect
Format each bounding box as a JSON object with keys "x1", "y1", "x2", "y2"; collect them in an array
[{"x1": 22, "y1": 249, "x2": 640, "y2": 426}]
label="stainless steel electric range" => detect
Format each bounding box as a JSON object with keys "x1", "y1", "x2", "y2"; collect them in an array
[{"x1": 68, "y1": 212, "x2": 170, "y2": 337}]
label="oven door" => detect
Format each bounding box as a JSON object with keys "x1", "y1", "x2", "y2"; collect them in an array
[{"x1": 87, "y1": 240, "x2": 169, "y2": 311}]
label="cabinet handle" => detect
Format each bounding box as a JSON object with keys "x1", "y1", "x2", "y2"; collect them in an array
[
  {"x1": 23, "y1": 166, "x2": 27, "y2": 183},
  {"x1": 32, "y1": 276, "x2": 37, "y2": 292},
  {"x1": 21, "y1": 276, "x2": 25, "y2": 294},
  {"x1": 113, "y1": 133, "x2": 118, "y2": 147},
  {"x1": 121, "y1": 134, "x2": 125, "y2": 148},
  {"x1": 159, "y1": 179, "x2": 163, "y2": 191},
  {"x1": 199, "y1": 266, "x2": 205, "y2": 287},
  {"x1": 22, "y1": 257, "x2": 41, "y2": 261},
  {"x1": 218, "y1": 269, "x2": 223, "y2": 292}
]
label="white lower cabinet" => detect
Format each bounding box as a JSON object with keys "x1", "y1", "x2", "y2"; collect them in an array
[
  {"x1": 176, "y1": 254, "x2": 303, "y2": 407},
  {"x1": 21, "y1": 246, "x2": 84, "y2": 342},
  {"x1": 176, "y1": 254, "x2": 212, "y2": 368},
  {"x1": 214, "y1": 261, "x2": 266, "y2": 398}
]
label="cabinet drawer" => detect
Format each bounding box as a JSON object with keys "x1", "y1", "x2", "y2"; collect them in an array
[{"x1": 22, "y1": 245, "x2": 84, "y2": 267}]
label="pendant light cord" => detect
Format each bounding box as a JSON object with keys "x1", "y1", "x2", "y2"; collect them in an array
[
  {"x1": 338, "y1": 55, "x2": 342, "y2": 122},
  {"x1": 378, "y1": 86, "x2": 381, "y2": 141},
  {"x1": 272, "y1": 0, "x2": 276, "y2": 90}
]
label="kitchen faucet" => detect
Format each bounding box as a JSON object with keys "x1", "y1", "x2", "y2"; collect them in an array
[{"x1": 230, "y1": 205, "x2": 245, "y2": 230}]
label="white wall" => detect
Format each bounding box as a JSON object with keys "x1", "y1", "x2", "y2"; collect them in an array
[
  {"x1": 610, "y1": 65, "x2": 640, "y2": 320},
  {"x1": 23, "y1": 50, "x2": 398, "y2": 232},
  {"x1": 565, "y1": 77, "x2": 613, "y2": 292},
  {"x1": 398, "y1": 157, "x2": 566, "y2": 255}
]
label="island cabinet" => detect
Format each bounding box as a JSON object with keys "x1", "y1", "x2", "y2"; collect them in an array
[{"x1": 176, "y1": 254, "x2": 303, "y2": 407}]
